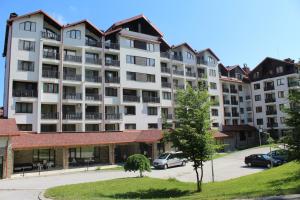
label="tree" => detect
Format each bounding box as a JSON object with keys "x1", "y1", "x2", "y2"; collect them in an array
[
  {"x1": 164, "y1": 85, "x2": 216, "y2": 192},
  {"x1": 284, "y1": 89, "x2": 300, "y2": 161},
  {"x1": 124, "y1": 154, "x2": 151, "y2": 177}
]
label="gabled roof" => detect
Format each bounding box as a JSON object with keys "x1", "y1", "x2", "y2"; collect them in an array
[
  {"x1": 0, "y1": 119, "x2": 20, "y2": 137},
  {"x1": 172, "y1": 42, "x2": 196, "y2": 54},
  {"x1": 64, "y1": 19, "x2": 104, "y2": 36},
  {"x1": 197, "y1": 48, "x2": 220, "y2": 61},
  {"x1": 106, "y1": 14, "x2": 163, "y2": 37}
]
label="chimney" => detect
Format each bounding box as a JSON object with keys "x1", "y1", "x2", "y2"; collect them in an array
[
  {"x1": 9, "y1": 12, "x2": 18, "y2": 19},
  {"x1": 242, "y1": 63, "x2": 250, "y2": 74},
  {"x1": 284, "y1": 58, "x2": 295, "y2": 63}
]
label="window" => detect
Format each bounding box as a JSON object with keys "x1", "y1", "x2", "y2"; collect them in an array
[
  {"x1": 147, "y1": 43, "x2": 154, "y2": 51},
  {"x1": 279, "y1": 104, "x2": 284, "y2": 111},
  {"x1": 62, "y1": 124, "x2": 76, "y2": 132},
  {"x1": 238, "y1": 85, "x2": 243, "y2": 91},
  {"x1": 240, "y1": 108, "x2": 244, "y2": 114},
  {"x1": 255, "y1": 95, "x2": 261, "y2": 101},
  {"x1": 210, "y1": 82, "x2": 217, "y2": 90},
  {"x1": 239, "y1": 96, "x2": 243, "y2": 102},
  {"x1": 41, "y1": 124, "x2": 57, "y2": 132},
  {"x1": 277, "y1": 78, "x2": 284, "y2": 86},
  {"x1": 253, "y1": 71, "x2": 260, "y2": 79},
  {"x1": 19, "y1": 21, "x2": 36, "y2": 32},
  {"x1": 254, "y1": 83, "x2": 260, "y2": 90},
  {"x1": 126, "y1": 72, "x2": 136, "y2": 81},
  {"x1": 125, "y1": 124, "x2": 136, "y2": 130},
  {"x1": 17, "y1": 124, "x2": 32, "y2": 131},
  {"x1": 211, "y1": 109, "x2": 218, "y2": 116},
  {"x1": 125, "y1": 106, "x2": 135, "y2": 115},
  {"x1": 257, "y1": 118, "x2": 263, "y2": 125},
  {"x1": 126, "y1": 55, "x2": 135, "y2": 64},
  {"x1": 148, "y1": 123, "x2": 158, "y2": 129},
  {"x1": 43, "y1": 83, "x2": 59, "y2": 93},
  {"x1": 19, "y1": 40, "x2": 35, "y2": 51},
  {"x1": 256, "y1": 106, "x2": 262, "y2": 113},
  {"x1": 147, "y1": 107, "x2": 157, "y2": 115},
  {"x1": 280, "y1": 117, "x2": 285, "y2": 123},
  {"x1": 16, "y1": 102, "x2": 33, "y2": 113},
  {"x1": 66, "y1": 30, "x2": 81, "y2": 39},
  {"x1": 186, "y1": 51, "x2": 194, "y2": 59},
  {"x1": 212, "y1": 123, "x2": 219, "y2": 128},
  {"x1": 18, "y1": 60, "x2": 34, "y2": 71},
  {"x1": 278, "y1": 91, "x2": 284, "y2": 98},
  {"x1": 236, "y1": 73, "x2": 242, "y2": 80},
  {"x1": 126, "y1": 55, "x2": 155, "y2": 67},
  {"x1": 105, "y1": 87, "x2": 118, "y2": 97},
  {"x1": 85, "y1": 124, "x2": 99, "y2": 132},
  {"x1": 147, "y1": 74, "x2": 155, "y2": 82},
  {"x1": 163, "y1": 92, "x2": 171, "y2": 100},
  {"x1": 209, "y1": 69, "x2": 216, "y2": 77},
  {"x1": 276, "y1": 66, "x2": 284, "y2": 74},
  {"x1": 240, "y1": 132, "x2": 246, "y2": 141},
  {"x1": 208, "y1": 56, "x2": 215, "y2": 63}
]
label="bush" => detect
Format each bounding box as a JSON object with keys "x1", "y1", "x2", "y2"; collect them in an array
[{"x1": 124, "y1": 154, "x2": 151, "y2": 177}]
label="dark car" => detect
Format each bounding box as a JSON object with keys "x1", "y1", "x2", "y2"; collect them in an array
[
  {"x1": 267, "y1": 149, "x2": 289, "y2": 162},
  {"x1": 244, "y1": 154, "x2": 282, "y2": 168}
]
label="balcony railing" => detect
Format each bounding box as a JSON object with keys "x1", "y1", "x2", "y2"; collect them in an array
[
  {"x1": 161, "y1": 82, "x2": 171, "y2": 88},
  {"x1": 63, "y1": 113, "x2": 82, "y2": 120},
  {"x1": 211, "y1": 100, "x2": 220, "y2": 106},
  {"x1": 105, "y1": 113, "x2": 121, "y2": 120},
  {"x1": 41, "y1": 31, "x2": 61, "y2": 41},
  {"x1": 105, "y1": 77, "x2": 120, "y2": 83},
  {"x1": 171, "y1": 55, "x2": 183, "y2": 61},
  {"x1": 223, "y1": 88, "x2": 229, "y2": 93},
  {"x1": 85, "y1": 76, "x2": 102, "y2": 83},
  {"x1": 162, "y1": 114, "x2": 173, "y2": 120},
  {"x1": 63, "y1": 93, "x2": 82, "y2": 100},
  {"x1": 41, "y1": 112, "x2": 59, "y2": 119},
  {"x1": 85, "y1": 40, "x2": 102, "y2": 48},
  {"x1": 265, "y1": 98, "x2": 276, "y2": 103},
  {"x1": 105, "y1": 60, "x2": 120, "y2": 67},
  {"x1": 142, "y1": 96, "x2": 160, "y2": 103},
  {"x1": 267, "y1": 122, "x2": 278, "y2": 128},
  {"x1": 174, "y1": 84, "x2": 185, "y2": 90},
  {"x1": 86, "y1": 112, "x2": 102, "y2": 120},
  {"x1": 264, "y1": 85, "x2": 275, "y2": 91},
  {"x1": 186, "y1": 71, "x2": 196, "y2": 77},
  {"x1": 161, "y1": 67, "x2": 171, "y2": 74},
  {"x1": 266, "y1": 110, "x2": 277, "y2": 115},
  {"x1": 288, "y1": 81, "x2": 300, "y2": 87},
  {"x1": 43, "y1": 51, "x2": 59, "y2": 60},
  {"x1": 198, "y1": 73, "x2": 207, "y2": 79},
  {"x1": 86, "y1": 94, "x2": 102, "y2": 101},
  {"x1": 42, "y1": 70, "x2": 59, "y2": 79},
  {"x1": 63, "y1": 74, "x2": 82, "y2": 81},
  {"x1": 64, "y1": 55, "x2": 82, "y2": 63},
  {"x1": 160, "y1": 52, "x2": 170, "y2": 59},
  {"x1": 173, "y1": 70, "x2": 184, "y2": 76},
  {"x1": 230, "y1": 88, "x2": 238, "y2": 93},
  {"x1": 123, "y1": 95, "x2": 140, "y2": 102},
  {"x1": 13, "y1": 90, "x2": 37, "y2": 97},
  {"x1": 104, "y1": 43, "x2": 120, "y2": 50},
  {"x1": 224, "y1": 112, "x2": 231, "y2": 117},
  {"x1": 224, "y1": 100, "x2": 230, "y2": 105},
  {"x1": 232, "y1": 112, "x2": 239, "y2": 117},
  {"x1": 197, "y1": 60, "x2": 208, "y2": 65},
  {"x1": 85, "y1": 57, "x2": 101, "y2": 65},
  {"x1": 247, "y1": 107, "x2": 252, "y2": 111}
]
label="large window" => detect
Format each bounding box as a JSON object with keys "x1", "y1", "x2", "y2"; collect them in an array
[
  {"x1": 19, "y1": 21, "x2": 36, "y2": 32},
  {"x1": 147, "y1": 107, "x2": 158, "y2": 115},
  {"x1": 33, "y1": 149, "x2": 55, "y2": 164},
  {"x1": 124, "y1": 106, "x2": 135, "y2": 115},
  {"x1": 276, "y1": 66, "x2": 284, "y2": 74},
  {"x1": 209, "y1": 69, "x2": 216, "y2": 77},
  {"x1": 257, "y1": 118, "x2": 263, "y2": 125},
  {"x1": 162, "y1": 92, "x2": 171, "y2": 100},
  {"x1": 41, "y1": 124, "x2": 57, "y2": 132},
  {"x1": 17, "y1": 124, "x2": 32, "y2": 131},
  {"x1": 125, "y1": 124, "x2": 136, "y2": 130},
  {"x1": 210, "y1": 82, "x2": 217, "y2": 90},
  {"x1": 277, "y1": 78, "x2": 284, "y2": 86},
  {"x1": 18, "y1": 60, "x2": 34, "y2": 71},
  {"x1": 43, "y1": 83, "x2": 59, "y2": 93},
  {"x1": 256, "y1": 106, "x2": 262, "y2": 113},
  {"x1": 19, "y1": 40, "x2": 35, "y2": 51},
  {"x1": 211, "y1": 109, "x2": 218, "y2": 116},
  {"x1": 255, "y1": 95, "x2": 261, "y2": 101},
  {"x1": 16, "y1": 102, "x2": 33, "y2": 113},
  {"x1": 66, "y1": 30, "x2": 81, "y2": 39},
  {"x1": 278, "y1": 91, "x2": 285, "y2": 98},
  {"x1": 126, "y1": 72, "x2": 136, "y2": 81},
  {"x1": 254, "y1": 83, "x2": 260, "y2": 90},
  {"x1": 126, "y1": 55, "x2": 155, "y2": 67},
  {"x1": 105, "y1": 87, "x2": 118, "y2": 97},
  {"x1": 148, "y1": 123, "x2": 158, "y2": 129}
]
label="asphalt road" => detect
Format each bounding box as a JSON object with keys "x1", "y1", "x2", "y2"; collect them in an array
[{"x1": 0, "y1": 146, "x2": 271, "y2": 200}]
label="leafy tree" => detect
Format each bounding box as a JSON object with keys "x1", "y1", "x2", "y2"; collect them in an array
[
  {"x1": 124, "y1": 154, "x2": 151, "y2": 177},
  {"x1": 164, "y1": 85, "x2": 216, "y2": 192},
  {"x1": 284, "y1": 89, "x2": 300, "y2": 161}
]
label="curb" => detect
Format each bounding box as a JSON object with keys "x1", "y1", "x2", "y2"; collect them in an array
[{"x1": 38, "y1": 190, "x2": 52, "y2": 200}]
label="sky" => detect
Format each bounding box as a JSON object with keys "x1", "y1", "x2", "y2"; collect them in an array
[{"x1": 0, "y1": 0, "x2": 299, "y2": 106}]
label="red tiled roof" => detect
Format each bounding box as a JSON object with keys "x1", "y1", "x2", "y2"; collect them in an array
[
  {"x1": 213, "y1": 131, "x2": 230, "y2": 139},
  {"x1": 222, "y1": 125, "x2": 257, "y2": 132},
  {"x1": 172, "y1": 43, "x2": 196, "y2": 54},
  {"x1": 0, "y1": 119, "x2": 20, "y2": 137},
  {"x1": 64, "y1": 20, "x2": 104, "y2": 36},
  {"x1": 197, "y1": 48, "x2": 220, "y2": 61},
  {"x1": 11, "y1": 130, "x2": 163, "y2": 150}
]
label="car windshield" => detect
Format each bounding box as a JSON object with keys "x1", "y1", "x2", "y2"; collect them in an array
[
  {"x1": 158, "y1": 153, "x2": 169, "y2": 159},
  {"x1": 262, "y1": 154, "x2": 272, "y2": 160}
]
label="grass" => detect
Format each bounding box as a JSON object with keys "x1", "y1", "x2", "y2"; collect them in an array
[
  {"x1": 212, "y1": 152, "x2": 229, "y2": 159},
  {"x1": 95, "y1": 166, "x2": 124, "y2": 171},
  {"x1": 45, "y1": 161, "x2": 300, "y2": 200}
]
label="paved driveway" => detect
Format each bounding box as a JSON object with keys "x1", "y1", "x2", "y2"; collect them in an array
[{"x1": 0, "y1": 146, "x2": 270, "y2": 200}]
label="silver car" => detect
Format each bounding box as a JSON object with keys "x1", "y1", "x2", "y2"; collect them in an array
[{"x1": 153, "y1": 152, "x2": 187, "y2": 169}]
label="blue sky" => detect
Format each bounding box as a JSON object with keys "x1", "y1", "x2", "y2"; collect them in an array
[{"x1": 0, "y1": 0, "x2": 299, "y2": 105}]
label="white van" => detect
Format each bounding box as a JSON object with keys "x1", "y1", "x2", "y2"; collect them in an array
[{"x1": 153, "y1": 151, "x2": 187, "y2": 169}]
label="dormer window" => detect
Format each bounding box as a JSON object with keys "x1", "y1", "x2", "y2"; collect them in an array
[
  {"x1": 208, "y1": 56, "x2": 215, "y2": 64},
  {"x1": 276, "y1": 66, "x2": 284, "y2": 74},
  {"x1": 67, "y1": 30, "x2": 81, "y2": 39},
  {"x1": 19, "y1": 21, "x2": 36, "y2": 32},
  {"x1": 186, "y1": 52, "x2": 194, "y2": 60}
]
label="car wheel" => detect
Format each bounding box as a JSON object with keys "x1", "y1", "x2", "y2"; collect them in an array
[
  {"x1": 164, "y1": 164, "x2": 168, "y2": 169},
  {"x1": 267, "y1": 163, "x2": 271, "y2": 168},
  {"x1": 182, "y1": 161, "x2": 186, "y2": 166},
  {"x1": 247, "y1": 162, "x2": 252, "y2": 167}
]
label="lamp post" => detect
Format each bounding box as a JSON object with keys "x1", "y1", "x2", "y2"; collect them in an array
[
  {"x1": 258, "y1": 126, "x2": 262, "y2": 146},
  {"x1": 210, "y1": 154, "x2": 215, "y2": 182}
]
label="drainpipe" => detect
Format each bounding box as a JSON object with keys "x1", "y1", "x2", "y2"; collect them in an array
[
  {"x1": 59, "y1": 28, "x2": 64, "y2": 132},
  {"x1": 101, "y1": 36, "x2": 105, "y2": 131}
]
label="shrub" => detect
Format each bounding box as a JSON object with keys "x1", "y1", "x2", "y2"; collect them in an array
[{"x1": 124, "y1": 154, "x2": 151, "y2": 177}]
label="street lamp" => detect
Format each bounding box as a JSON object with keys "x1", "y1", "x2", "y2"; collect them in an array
[{"x1": 258, "y1": 126, "x2": 262, "y2": 146}]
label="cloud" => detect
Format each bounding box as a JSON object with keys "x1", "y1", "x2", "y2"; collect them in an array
[{"x1": 51, "y1": 13, "x2": 67, "y2": 25}]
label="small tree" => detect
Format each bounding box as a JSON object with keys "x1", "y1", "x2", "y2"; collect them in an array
[
  {"x1": 124, "y1": 154, "x2": 151, "y2": 177},
  {"x1": 164, "y1": 85, "x2": 216, "y2": 192}
]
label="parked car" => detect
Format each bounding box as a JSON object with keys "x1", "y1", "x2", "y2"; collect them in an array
[
  {"x1": 153, "y1": 152, "x2": 187, "y2": 169},
  {"x1": 245, "y1": 154, "x2": 282, "y2": 168},
  {"x1": 267, "y1": 149, "x2": 289, "y2": 162}
]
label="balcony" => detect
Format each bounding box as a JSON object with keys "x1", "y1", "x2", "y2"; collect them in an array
[
  {"x1": 224, "y1": 100, "x2": 230, "y2": 105},
  {"x1": 223, "y1": 88, "x2": 229, "y2": 93},
  {"x1": 267, "y1": 122, "x2": 278, "y2": 128},
  {"x1": 85, "y1": 57, "x2": 101, "y2": 65},
  {"x1": 85, "y1": 76, "x2": 102, "y2": 83},
  {"x1": 230, "y1": 88, "x2": 238, "y2": 93},
  {"x1": 246, "y1": 95, "x2": 251, "y2": 100},
  {"x1": 42, "y1": 70, "x2": 59, "y2": 79},
  {"x1": 105, "y1": 113, "x2": 121, "y2": 120},
  {"x1": 64, "y1": 55, "x2": 82, "y2": 63},
  {"x1": 231, "y1": 100, "x2": 238, "y2": 105},
  {"x1": 160, "y1": 52, "x2": 170, "y2": 59},
  {"x1": 232, "y1": 112, "x2": 239, "y2": 117},
  {"x1": 142, "y1": 96, "x2": 160, "y2": 103},
  {"x1": 63, "y1": 93, "x2": 82, "y2": 100},
  {"x1": 43, "y1": 51, "x2": 59, "y2": 60},
  {"x1": 41, "y1": 112, "x2": 59, "y2": 119},
  {"x1": 63, "y1": 74, "x2": 82, "y2": 82},
  {"x1": 41, "y1": 31, "x2": 61, "y2": 41},
  {"x1": 173, "y1": 70, "x2": 184, "y2": 76},
  {"x1": 105, "y1": 77, "x2": 120, "y2": 84},
  {"x1": 171, "y1": 55, "x2": 183, "y2": 61},
  {"x1": 211, "y1": 100, "x2": 220, "y2": 106},
  {"x1": 63, "y1": 113, "x2": 82, "y2": 120},
  {"x1": 161, "y1": 82, "x2": 171, "y2": 88},
  {"x1": 186, "y1": 71, "x2": 196, "y2": 77},
  {"x1": 288, "y1": 81, "x2": 300, "y2": 87},
  {"x1": 224, "y1": 112, "x2": 231, "y2": 117},
  {"x1": 264, "y1": 85, "x2": 275, "y2": 91},
  {"x1": 247, "y1": 107, "x2": 252, "y2": 112},
  {"x1": 105, "y1": 60, "x2": 120, "y2": 67},
  {"x1": 266, "y1": 110, "x2": 277, "y2": 115},
  {"x1": 104, "y1": 43, "x2": 120, "y2": 50},
  {"x1": 86, "y1": 94, "x2": 102, "y2": 101},
  {"x1": 161, "y1": 67, "x2": 171, "y2": 74},
  {"x1": 123, "y1": 95, "x2": 140, "y2": 102},
  {"x1": 13, "y1": 90, "x2": 37, "y2": 98},
  {"x1": 163, "y1": 114, "x2": 173, "y2": 120},
  {"x1": 174, "y1": 84, "x2": 185, "y2": 90},
  {"x1": 265, "y1": 98, "x2": 276, "y2": 103},
  {"x1": 247, "y1": 118, "x2": 253, "y2": 122},
  {"x1": 86, "y1": 112, "x2": 102, "y2": 120},
  {"x1": 85, "y1": 40, "x2": 102, "y2": 48},
  {"x1": 198, "y1": 73, "x2": 207, "y2": 79},
  {"x1": 197, "y1": 60, "x2": 208, "y2": 65}
]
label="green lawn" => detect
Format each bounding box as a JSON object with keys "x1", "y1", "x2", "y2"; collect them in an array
[
  {"x1": 96, "y1": 166, "x2": 124, "y2": 171},
  {"x1": 45, "y1": 162, "x2": 300, "y2": 200}
]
